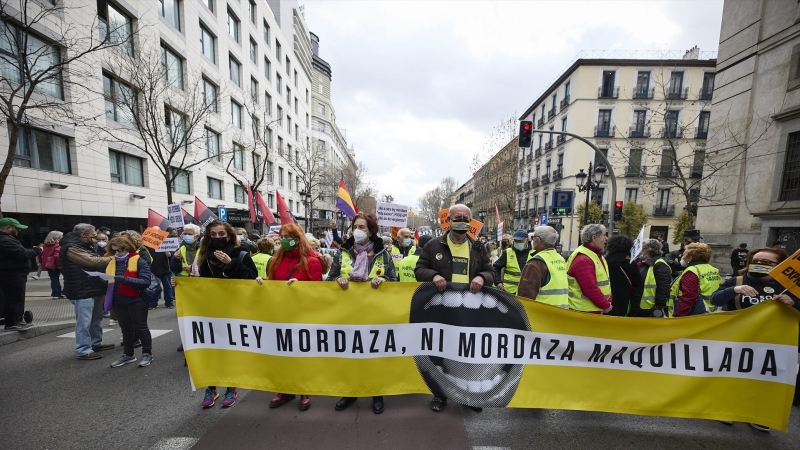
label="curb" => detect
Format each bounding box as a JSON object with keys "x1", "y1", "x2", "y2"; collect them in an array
[{"x1": 0, "y1": 321, "x2": 75, "y2": 347}]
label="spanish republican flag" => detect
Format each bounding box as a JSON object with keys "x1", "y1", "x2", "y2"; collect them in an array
[{"x1": 336, "y1": 178, "x2": 358, "y2": 219}]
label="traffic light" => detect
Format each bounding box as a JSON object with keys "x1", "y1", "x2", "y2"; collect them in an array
[
  {"x1": 613, "y1": 201, "x2": 623, "y2": 221},
  {"x1": 518, "y1": 121, "x2": 533, "y2": 148}
]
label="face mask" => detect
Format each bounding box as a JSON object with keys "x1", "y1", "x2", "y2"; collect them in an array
[
  {"x1": 183, "y1": 235, "x2": 195, "y2": 245},
  {"x1": 210, "y1": 237, "x2": 228, "y2": 249},
  {"x1": 97, "y1": 241, "x2": 107, "y2": 248},
  {"x1": 403, "y1": 238, "x2": 413, "y2": 247},
  {"x1": 451, "y1": 220, "x2": 470, "y2": 234},
  {"x1": 513, "y1": 242, "x2": 526, "y2": 251},
  {"x1": 680, "y1": 258, "x2": 688, "y2": 268},
  {"x1": 281, "y1": 238, "x2": 298, "y2": 251},
  {"x1": 115, "y1": 253, "x2": 129, "y2": 260},
  {"x1": 237, "y1": 235, "x2": 245, "y2": 241},
  {"x1": 748, "y1": 264, "x2": 772, "y2": 278},
  {"x1": 353, "y1": 229, "x2": 368, "y2": 244}
]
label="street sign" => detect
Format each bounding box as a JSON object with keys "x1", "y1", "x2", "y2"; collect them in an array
[
  {"x1": 218, "y1": 206, "x2": 228, "y2": 221},
  {"x1": 540, "y1": 213, "x2": 548, "y2": 225},
  {"x1": 548, "y1": 217, "x2": 562, "y2": 225},
  {"x1": 551, "y1": 191, "x2": 574, "y2": 216}
]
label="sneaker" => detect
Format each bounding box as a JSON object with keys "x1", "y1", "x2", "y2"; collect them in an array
[
  {"x1": 3, "y1": 323, "x2": 24, "y2": 331},
  {"x1": 749, "y1": 423, "x2": 770, "y2": 432},
  {"x1": 221, "y1": 388, "x2": 237, "y2": 408},
  {"x1": 108, "y1": 319, "x2": 118, "y2": 326},
  {"x1": 77, "y1": 351, "x2": 103, "y2": 360},
  {"x1": 92, "y1": 344, "x2": 116, "y2": 352},
  {"x1": 166, "y1": 304, "x2": 175, "y2": 309},
  {"x1": 202, "y1": 388, "x2": 219, "y2": 408},
  {"x1": 103, "y1": 311, "x2": 111, "y2": 318},
  {"x1": 110, "y1": 354, "x2": 137, "y2": 367},
  {"x1": 148, "y1": 305, "x2": 157, "y2": 310},
  {"x1": 138, "y1": 353, "x2": 153, "y2": 367}
]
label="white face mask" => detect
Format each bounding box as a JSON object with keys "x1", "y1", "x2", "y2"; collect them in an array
[
  {"x1": 97, "y1": 241, "x2": 107, "y2": 248},
  {"x1": 353, "y1": 229, "x2": 368, "y2": 244}
]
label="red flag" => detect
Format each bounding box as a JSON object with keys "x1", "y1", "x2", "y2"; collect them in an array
[
  {"x1": 414, "y1": 229, "x2": 420, "y2": 241},
  {"x1": 255, "y1": 190, "x2": 276, "y2": 224},
  {"x1": 181, "y1": 208, "x2": 197, "y2": 225},
  {"x1": 147, "y1": 209, "x2": 170, "y2": 229},
  {"x1": 194, "y1": 196, "x2": 219, "y2": 228},
  {"x1": 495, "y1": 204, "x2": 501, "y2": 224},
  {"x1": 275, "y1": 190, "x2": 296, "y2": 225},
  {"x1": 247, "y1": 185, "x2": 257, "y2": 223}
]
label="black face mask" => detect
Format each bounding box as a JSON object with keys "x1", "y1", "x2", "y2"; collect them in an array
[
  {"x1": 450, "y1": 220, "x2": 470, "y2": 235},
  {"x1": 209, "y1": 237, "x2": 229, "y2": 250}
]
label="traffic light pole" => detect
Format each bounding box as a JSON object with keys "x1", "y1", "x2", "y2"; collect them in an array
[{"x1": 524, "y1": 130, "x2": 618, "y2": 234}]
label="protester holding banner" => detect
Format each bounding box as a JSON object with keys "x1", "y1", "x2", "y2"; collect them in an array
[
  {"x1": 636, "y1": 239, "x2": 672, "y2": 318},
  {"x1": 327, "y1": 212, "x2": 396, "y2": 415},
  {"x1": 517, "y1": 226, "x2": 568, "y2": 309},
  {"x1": 605, "y1": 235, "x2": 643, "y2": 317},
  {"x1": 566, "y1": 224, "x2": 612, "y2": 314},
  {"x1": 710, "y1": 247, "x2": 796, "y2": 311},
  {"x1": 171, "y1": 220, "x2": 257, "y2": 409},
  {"x1": 671, "y1": 243, "x2": 721, "y2": 317}
]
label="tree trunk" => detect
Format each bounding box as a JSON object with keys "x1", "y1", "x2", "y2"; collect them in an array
[
  {"x1": 0, "y1": 125, "x2": 22, "y2": 219},
  {"x1": 165, "y1": 178, "x2": 173, "y2": 205}
]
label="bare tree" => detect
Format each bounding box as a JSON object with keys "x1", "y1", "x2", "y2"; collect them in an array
[
  {"x1": 342, "y1": 160, "x2": 377, "y2": 209},
  {"x1": 417, "y1": 176, "x2": 458, "y2": 225},
  {"x1": 284, "y1": 134, "x2": 339, "y2": 230},
  {"x1": 97, "y1": 41, "x2": 225, "y2": 204},
  {"x1": 609, "y1": 66, "x2": 775, "y2": 229},
  {"x1": 0, "y1": 0, "x2": 133, "y2": 216},
  {"x1": 470, "y1": 113, "x2": 518, "y2": 172},
  {"x1": 225, "y1": 97, "x2": 281, "y2": 198}
]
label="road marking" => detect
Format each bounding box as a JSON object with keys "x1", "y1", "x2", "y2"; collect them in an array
[
  {"x1": 58, "y1": 328, "x2": 114, "y2": 338},
  {"x1": 150, "y1": 329, "x2": 173, "y2": 338},
  {"x1": 472, "y1": 447, "x2": 511, "y2": 450},
  {"x1": 58, "y1": 329, "x2": 172, "y2": 338},
  {"x1": 147, "y1": 437, "x2": 198, "y2": 450}
]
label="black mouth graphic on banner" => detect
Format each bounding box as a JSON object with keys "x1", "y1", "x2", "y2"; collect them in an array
[{"x1": 409, "y1": 283, "x2": 531, "y2": 408}]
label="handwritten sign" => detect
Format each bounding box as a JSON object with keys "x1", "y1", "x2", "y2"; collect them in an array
[
  {"x1": 497, "y1": 222, "x2": 504, "y2": 243},
  {"x1": 141, "y1": 227, "x2": 169, "y2": 250},
  {"x1": 770, "y1": 248, "x2": 800, "y2": 298},
  {"x1": 376, "y1": 202, "x2": 409, "y2": 228},
  {"x1": 156, "y1": 237, "x2": 180, "y2": 253},
  {"x1": 438, "y1": 209, "x2": 449, "y2": 229},
  {"x1": 467, "y1": 219, "x2": 483, "y2": 240},
  {"x1": 167, "y1": 203, "x2": 184, "y2": 228}
]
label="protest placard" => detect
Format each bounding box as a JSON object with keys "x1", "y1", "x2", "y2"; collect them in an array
[
  {"x1": 141, "y1": 227, "x2": 170, "y2": 249},
  {"x1": 376, "y1": 202, "x2": 409, "y2": 228},
  {"x1": 467, "y1": 219, "x2": 483, "y2": 240},
  {"x1": 630, "y1": 226, "x2": 645, "y2": 261},
  {"x1": 156, "y1": 237, "x2": 180, "y2": 253},
  {"x1": 770, "y1": 248, "x2": 800, "y2": 298},
  {"x1": 167, "y1": 203, "x2": 184, "y2": 229},
  {"x1": 438, "y1": 209, "x2": 449, "y2": 229},
  {"x1": 497, "y1": 222, "x2": 504, "y2": 243}
]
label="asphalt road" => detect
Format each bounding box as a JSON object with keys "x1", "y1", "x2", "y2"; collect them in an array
[{"x1": 1, "y1": 305, "x2": 799, "y2": 450}]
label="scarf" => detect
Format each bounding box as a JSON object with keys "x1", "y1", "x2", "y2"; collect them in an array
[
  {"x1": 348, "y1": 240, "x2": 374, "y2": 281},
  {"x1": 103, "y1": 252, "x2": 140, "y2": 310}
]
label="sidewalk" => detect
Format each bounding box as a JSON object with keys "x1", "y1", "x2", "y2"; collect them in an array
[{"x1": 1, "y1": 276, "x2": 80, "y2": 346}]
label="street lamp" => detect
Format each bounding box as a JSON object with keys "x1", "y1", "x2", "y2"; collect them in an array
[
  {"x1": 299, "y1": 191, "x2": 312, "y2": 232},
  {"x1": 576, "y1": 161, "x2": 606, "y2": 227},
  {"x1": 478, "y1": 208, "x2": 487, "y2": 221}
]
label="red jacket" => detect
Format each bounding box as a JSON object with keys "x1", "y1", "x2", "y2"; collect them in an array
[
  {"x1": 566, "y1": 244, "x2": 612, "y2": 310},
  {"x1": 40, "y1": 242, "x2": 62, "y2": 270},
  {"x1": 673, "y1": 271, "x2": 700, "y2": 317},
  {"x1": 271, "y1": 249, "x2": 323, "y2": 281}
]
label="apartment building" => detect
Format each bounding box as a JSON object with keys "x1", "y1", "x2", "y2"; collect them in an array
[
  {"x1": 515, "y1": 53, "x2": 716, "y2": 251},
  {"x1": 0, "y1": 0, "x2": 320, "y2": 240},
  {"x1": 473, "y1": 137, "x2": 518, "y2": 233}
]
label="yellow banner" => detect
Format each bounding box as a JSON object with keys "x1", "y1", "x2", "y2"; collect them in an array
[{"x1": 177, "y1": 279, "x2": 800, "y2": 431}]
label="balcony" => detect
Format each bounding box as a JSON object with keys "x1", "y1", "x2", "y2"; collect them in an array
[
  {"x1": 666, "y1": 87, "x2": 689, "y2": 100},
  {"x1": 522, "y1": 209, "x2": 530, "y2": 218},
  {"x1": 690, "y1": 164, "x2": 703, "y2": 179},
  {"x1": 523, "y1": 181, "x2": 530, "y2": 190},
  {"x1": 526, "y1": 154, "x2": 533, "y2": 163},
  {"x1": 537, "y1": 206, "x2": 547, "y2": 214},
  {"x1": 553, "y1": 168, "x2": 563, "y2": 180},
  {"x1": 548, "y1": 107, "x2": 557, "y2": 120},
  {"x1": 658, "y1": 166, "x2": 678, "y2": 178},
  {"x1": 535, "y1": 148, "x2": 542, "y2": 158},
  {"x1": 560, "y1": 95, "x2": 570, "y2": 111},
  {"x1": 528, "y1": 208, "x2": 537, "y2": 217},
  {"x1": 625, "y1": 165, "x2": 647, "y2": 177},
  {"x1": 661, "y1": 128, "x2": 683, "y2": 139},
  {"x1": 537, "y1": 118, "x2": 545, "y2": 128},
  {"x1": 531, "y1": 178, "x2": 539, "y2": 187},
  {"x1": 699, "y1": 88, "x2": 713, "y2": 101},
  {"x1": 653, "y1": 205, "x2": 676, "y2": 217},
  {"x1": 544, "y1": 141, "x2": 553, "y2": 151},
  {"x1": 633, "y1": 87, "x2": 655, "y2": 99},
  {"x1": 598, "y1": 86, "x2": 619, "y2": 99},
  {"x1": 514, "y1": 211, "x2": 521, "y2": 219},
  {"x1": 541, "y1": 173, "x2": 550, "y2": 184},
  {"x1": 628, "y1": 125, "x2": 650, "y2": 138},
  {"x1": 556, "y1": 134, "x2": 566, "y2": 145},
  {"x1": 594, "y1": 124, "x2": 613, "y2": 137},
  {"x1": 695, "y1": 129, "x2": 708, "y2": 139}
]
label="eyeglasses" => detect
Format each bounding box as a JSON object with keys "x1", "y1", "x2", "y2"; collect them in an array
[
  {"x1": 113, "y1": 248, "x2": 127, "y2": 253},
  {"x1": 752, "y1": 259, "x2": 778, "y2": 266}
]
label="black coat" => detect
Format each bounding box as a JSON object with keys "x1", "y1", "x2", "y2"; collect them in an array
[
  {"x1": 198, "y1": 246, "x2": 258, "y2": 279},
  {"x1": 59, "y1": 232, "x2": 108, "y2": 300},
  {"x1": 605, "y1": 251, "x2": 643, "y2": 317},
  {"x1": 0, "y1": 231, "x2": 41, "y2": 274},
  {"x1": 414, "y1": 232, "x2": 494, "y2": 285}
]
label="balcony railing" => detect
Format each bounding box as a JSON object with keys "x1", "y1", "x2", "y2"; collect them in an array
[
  {"x1": 666, "y1": 87, "x2": 689, "y2": 100},
  {"x1": 522, "y1": 210, "x2": 530, "y2": 218},
  {"x1": 653, "y1": 205, "x2": 676, "y2": 217},
  {"x1": 699, "y1": 88, "x2": 713, "y2": 100},
  {"x1": 695, "y1": 129, "x2": 708, "y2": 139},
  {"x1": 633, "y1": 87, "x2": 655, "y2": 99},
  {"x1": 628, "y1": 125, "x2": 650, "y2": 138},
  {"x1": 544, "y1": 141, "x2": 553, "y2": 151},
  {"x1": 658, "y1": 166, "x2": 678, "y2": 178},
  {"x1": 523, "y1": 181, "x2": 530, "y2": 190},
  {"x1": 560, "y1": 95, "x2": 570, "y2": 110},
  {"x1": 556, "y1": 134, "x2": 566, "y2": 145},
  {"x1": 598, "y1": 86, "x2": 620, "y2": 99},
  {"x1": 690, "y1": 164, "x2": 703, "y2": 179},
  {"x1": 537, "y1": 206, "x2": 547, "y2": 214},
  {"x1": 594, "y1": 124, "x2": 613, "y2": 137},
  {"x1": 541, "y1": 173, "x2": 550, "y2": 184},
  {"x1": 531, "y1": 178, "x2": 539, "y2": 187},
  {"x1": 625, "y1": 165, "x2": 647, "y2": 177},
  {"x1": 526, "y1": 154, "x2": 533, "y2": 163},
  {"x1": 661, "y1": 128, "x2": 683, "y2": 139},
  {"x1": 529, "y1": 208, "x2": 537, "y2": 217},
  {"x1": 548, "y1": 107, "x2": 557, "y2": 120},
  {"x1": 553, "y1": 168, "x2": 563, "y2": 180},
  {"x1": 537, "y1": 118, "x2": 545, "y2": 128}
]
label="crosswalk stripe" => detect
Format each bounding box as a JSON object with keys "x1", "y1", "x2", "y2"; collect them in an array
[
  {"x1": 147, "y1": 437, "x2": 198, "y2": 450},
  {"x1": 58, "y1": 329, "x2": 172, "y2": 338}
]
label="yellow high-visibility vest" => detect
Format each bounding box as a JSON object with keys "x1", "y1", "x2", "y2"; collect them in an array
[
  {"x1": 530, "y1": 249, "x2": 569, "y2": 308},
  {"x1": 566, "y1": 246, "x2": 610, "y2": 312}
]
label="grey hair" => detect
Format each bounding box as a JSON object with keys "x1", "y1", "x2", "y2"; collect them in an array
[
  {"x1": 449, "y1": 203, "x2": 471, "y2": 218},
  {"x1": 641, "y1": 238, "x2": 663, "y2": 257},
  {"x1": 183, "y1": 223, "x2": 201, "y2": 234},
  {"x1": 73, "y1": 223, "x2": 95, "y2": 236},
  {"x1": 381, "y1": 235, "x2": 393, "y2": 244},
  {"x1": 580, "y1": 224, "x2": 606, "y2": 244},
  {"x1": 533, "y1": 226, "x2": 558, "y2": 247},
  {"x1": 44, "y1": 230, "x2": 63, "y2": 243}
]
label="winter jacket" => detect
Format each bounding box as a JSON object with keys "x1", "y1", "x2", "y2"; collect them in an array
[
  {"x1": 711, "y1": 273, "x2": 800, "y2": 311},
  {"x1": 605, "y1": 251, "x2": 643, "y2": 316},
  {"x1": 146, "y1": 247, "x2": 171, "y2": 276},
  {"x1": 198, "y1": 245, "x2": 258, "y2": 280},
  {"x1": 40, "y1": 242, "x2": 62, "y2": 270},
  {"x1": 636, "y1": 256, "x2": 673, "y2": 312},
  {"x1": 327, "y1": 235, "x2": 398, "y2": 282},
  {"x1": 59, "y1": 232, "x2": 111, "y2": 300},
  {"x1": 673, "y1": 269, "x2": 700, "y2": 317},
  {"x1": 492, "y1": 247, "x2": 535, "y2": 286},
  {"x1": 110, "y1": 253, "x2": 152, "y2": 305},
  {"x1": 414, "y1": 232, "x2": 494, "y2": 285},
  {"x1": 566, "y1": 244, "x2": 612, "y2": 311},
  {"x1": 0, "y1": 231, "x2": 41, "y2": 274},
  {"x1": 268, "y1": 248, "x2": 323, "y2": 281}
]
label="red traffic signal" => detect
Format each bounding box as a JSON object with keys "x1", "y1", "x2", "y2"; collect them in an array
[
  {"x1": 613, "y1": 201, "x2": 623, "y2": 221},
  {"x1": 518, "y1": 121, "x2": 533, "y2": 148}
]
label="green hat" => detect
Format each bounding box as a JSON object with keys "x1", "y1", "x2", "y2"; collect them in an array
[{"x1": 0, "y1": 217, "x2": 28, "y2": 229}]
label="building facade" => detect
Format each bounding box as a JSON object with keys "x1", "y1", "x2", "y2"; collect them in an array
[
  {"x1": 701, "y1": 0, "x2": 800, "y2": 259},
  {"x1": 0, "y1": 0, "x2": 330, "y2": 241},
  {"x1": 516, "y1": 54, "x2": 716, "y2": 252},
  {"x1": 473, "y1": 137, "x2": 518, "y2": 234}
]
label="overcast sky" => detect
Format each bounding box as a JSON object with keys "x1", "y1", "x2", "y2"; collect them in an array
[{"x1": 301, "y1": 0, "x2": 724, "y2": 209}]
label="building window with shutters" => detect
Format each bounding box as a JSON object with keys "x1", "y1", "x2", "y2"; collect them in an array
[{"x1": 779, "y1": 131, "x2": 800, "y2": 201}]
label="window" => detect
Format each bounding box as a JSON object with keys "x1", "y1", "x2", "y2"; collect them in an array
[
  {"x1": 172, "y1": 168, "x2": 190, "y2": 194},
  {"x1": 267, "y1": 161, "x2": 274, "y2": 182},
  {"x1": 97, "y1": 1, "x2": 133, "y2": 56},
  {"x1": 317, "y1": 103, "x2": 325, "y2": 114},
  {"x1": 665, "y1": 110, "x2": 679, "y2": 137},
  {"x1": 103, "y1": 73, "x2": 134, "y2": 125},
  {"x1": 276, "y1": 74, "x2": 282, "y2": 94},
  {"x1": 265, "y1": 92, "x2": 272, "y2": 115},
  {"x1": 164, "y1": 107, "x2": 186, "y2": 145},
  {"x1": 109, "y1": 150, "x2": 143, "y2": 186},
  {"x1": 203, "y1": 78, "x2": 217, "y2": 112},
  {"x1": 596, "y1": 110, "x2": 611, "y2": 136},
  {"x1": 294, "y1": 98, "x2": 298, "y2": 114},
  {"x1": 251, "y1": 116, "x2": 260, "y2": 140},
  {"x1": 253, "y1": 153, "x2": 262, "y2": 172},
  {"x1": 229, "y1": 54, "x2": 241, "y2": 87},
  {"x1": 263, "y1": 20, "x2": 270, "y2": 44},
  {"x1": 306, "y1": 113, "x2": 309, "y2": 127},
  {"x1": 288, "y1": 171, "x2": 293, "y2": 190},
  {"x1": 230, "y1": 100, "x2": 242, "y2": 128},
  {"x1": 635, "y1": 71, "x2": 650, "y2": 97},
  {"x1": 295, "y1": 150, "x2": 300, "y2": 165},
  {"x1": 249, "y1": 38, "x2": 257, "y2": 64},
  {"x1": 266, "y1": 127, "x2": 273, "y2": 148},
  {"x1": 278, "y1": 136, "x2": 283, "y2": 155},
  {"x1": 277, "y1": 106, "x2": 283, "y2": 125},
  {"x1": 199, "y1": 25, "x2": 215, "y2": 62},
  {"x1": 205, "y1": 128, "x2": 220, "y2": 160},
  {"x1": 268, "y1": 193, "x2": 274, "y2": 208},
  {"x1": 279, "y1": 167, "x2": 284, "y2": 186},
  {"x1": 627, "y1": 148, "x2": 643, "y2": 176},
  {"x1": 697, "y1": 111, "x2": 710, "y2": 138},
  {"x1": 537, "y1": 134, "x2": 543, "y2": 150},
  {"x1": 161, "y1": 44, "x2": 183, "y2": 89},
  {"x1": 234, "y1": 184, "x2": 245, "y2": 203},
  {"x1": 289, "y1": 199, "x2": 293, "y2": 212},
  {"x1": 249, "y1": 0, "x2": 257, "y2": 23},
  {"x1": 551, "y1": 94, "x2": 557, "y2": 110},
  {"x1": 264, "y1": 57, "x2": 271, "y2": 80},
  {"x1": 233, "y1": 143, "x2": 244, "y2": 170},
  {"x1": 207, "y1": 177, "x2": 222, "y2": 199},
  {"x1": 286, "y1": 57, "x2": 290, "y2": 74},
  {"x1": 205, "y1": 0, "x2": 213, "y2": 12},
  {"x1": 594, "y1": 148, "x2": 608, "y2": 167},
  {"x1": 276, "y1": 41, "x2": 281, "y2": 61},
  {"x1": 12, "y1": 127, "x2": 70, "y2": 174},
  {"x1": 625, "y1": 188, "x2": 638, "y2": 203},
  {"x1": 286, "y1": 87, "x2": 291, "y2": 106},
  {"x1": 0, "y1": 20, "x2": 64, "y2": 98},
  {"x1": 600, "y1": 70, "x2": 616, "y2": 98},
  {"x1": 159, "y1": 0, "x2": 180, "y2": 30},
  {"x1": 540, "y1": 104, "x2": 545, "y2": 119},
  {"x1": 306, "y1": 89, "x2": 309, "y2": 104},
  {"x1": 691, "y1": 150, "x2": 705, "y2": 178},
  {"x1": 287, "y1": 115, "x2": 291, "y2": 133},
  {"x1": 668, "y1": 71, "x2": 684, "y2": 97},
  {"x1": 564, "y1": 81, "x2": 570, "y2": 98},
  {"x1": 227, "y1": 9, "x2": 239, "y2": 42},
  {"x1": 701, "y1": 72, "x2": 715, "y2": 98},
  {"x1": 317, "y1": 75, "x2": 323, "y2": 94},
  {"x1": 656, "y1": 189, "x2": 671, "y2": 208},
  {"x1": 779, "y1": 131, "x2": 800, "y2": 201},
  {"x1": 633, "y1": 110, "x2": 646, "y2": 133},
  {"x1": 295, "y1": 124, "x2": 299, "y2": 140},
  {"x1": 296, "y1": 176, "x2": 300, "y2": 192},
  {"x1": 294, "y1": 70, "x2": 298, "y2": 87},
  {"x1": 561, "y1": 117, "x2": 567, "y2": 132},
  {"x1": 250, "y1": 77, "x2": 258, "y2": 103}
]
